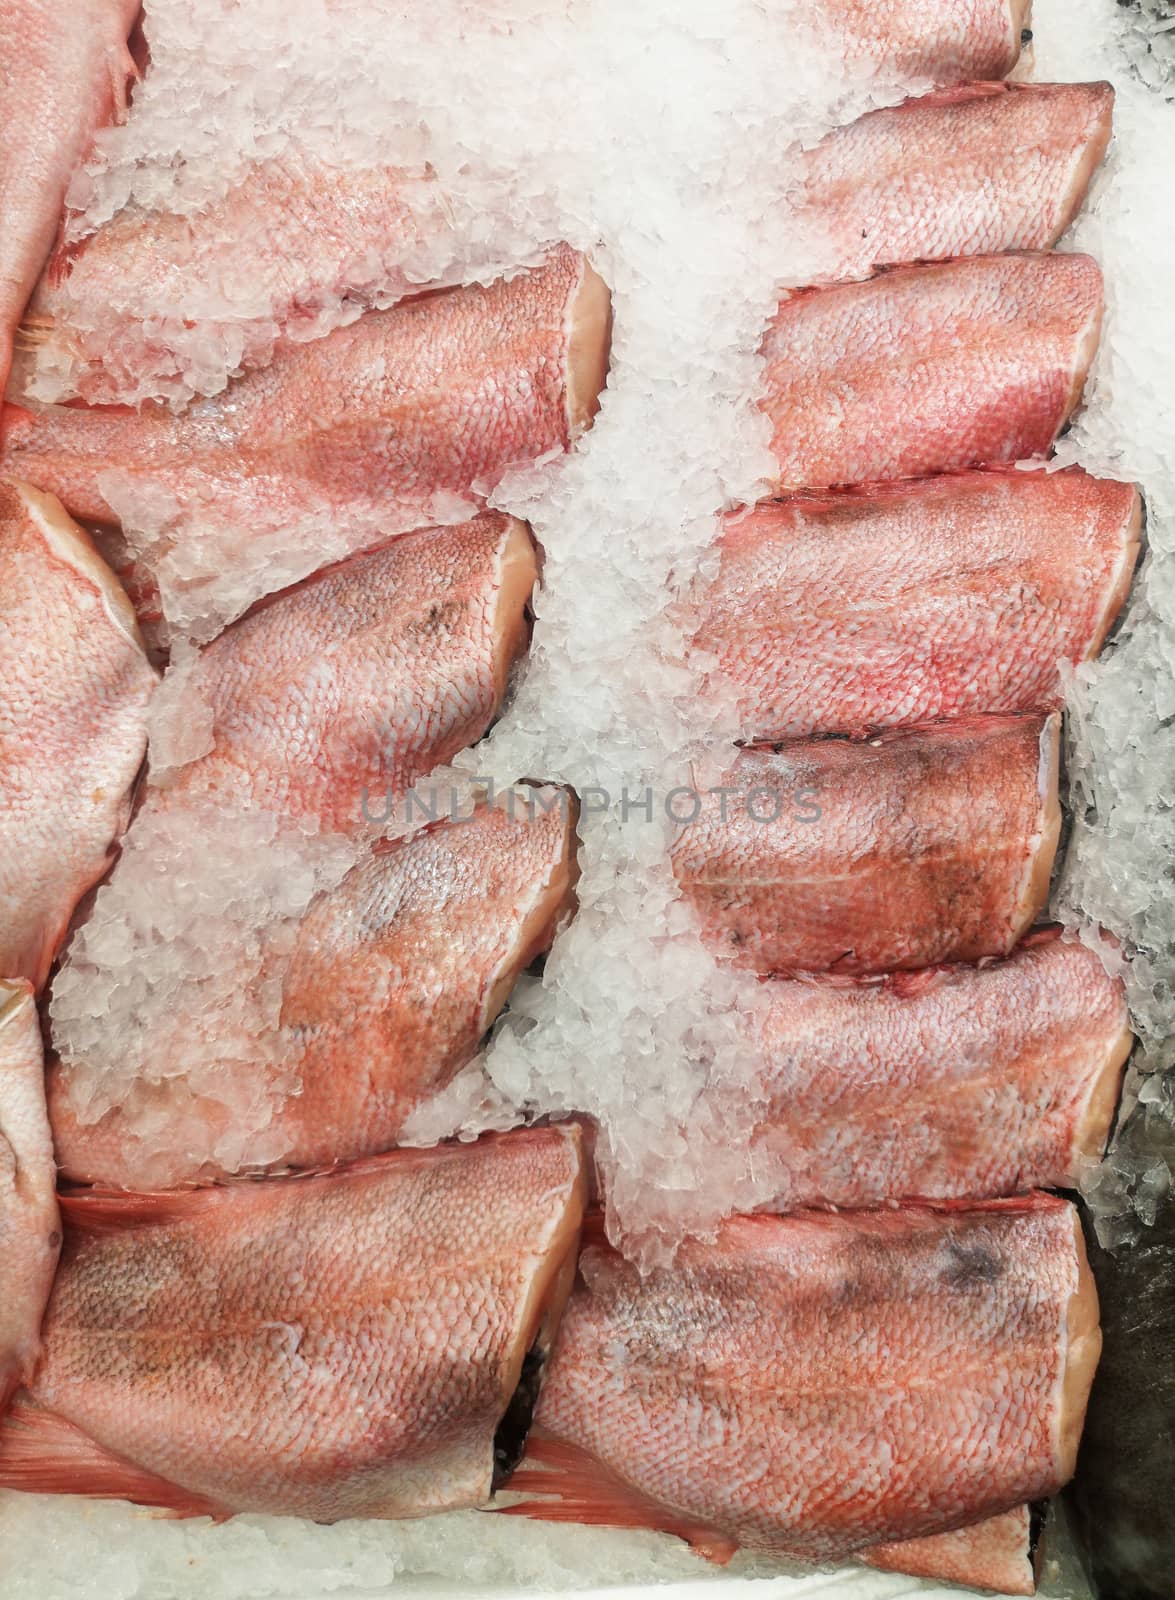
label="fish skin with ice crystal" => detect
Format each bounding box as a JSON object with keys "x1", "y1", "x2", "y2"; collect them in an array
[
  {"x1": 753, "y1": 930, "x2": 1132, "y2": 1209},
  {"x1": 671, "y1": 713, "x2": 1061, "y2": 976},
  {"x1": 798, "y1": 81, "x2": 1113, "y2": 281},
  {"x1": 0, "y1": 1128, "x2": 586, "y2": 1520},
  {"x1": 0, "y1": 246, "x2": 612, "y2": 531},
  {"x1": 153, "y1": 512, "x2": 537, "y2": 835},
  {"x1": 49, "y1": 793, "x2": 580, "y2": 1187},
  {"x1": 505, "y1": 1195, "x2": 1099, "y2": 1569},
  {"x1": 760, "y1": 252, "x2": 1103, "y2": 491},
  {"x1": 810, "y1": 0, "x2": 1031, "y2": 83},
  {"x1": 694, "y1": 467, "x2": 1141, "y2": 740},
  {"x1": 26, "y1": 154, "x2": 472, "y2": 407},
  {"x1": 0, "y1": 0, "x2": 142, "y2": 398},
  {"x1": 0, "y1": 981, "x2": 60, "y2": 1420},
  {"x1": 0, "y1": 480, "x2": 156, "y2": 991}
]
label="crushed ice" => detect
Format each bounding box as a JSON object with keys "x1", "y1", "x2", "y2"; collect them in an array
[{"x1": 13, "y1": 0, "x2": 1171, "y2": 1593}]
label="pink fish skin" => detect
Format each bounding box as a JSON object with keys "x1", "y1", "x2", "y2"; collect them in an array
[
  {"x1": 0, "y1": 981, "x2": 61, "y2": 1418},
  {"x1": 864, "y1": 1506, "x2": 1034, "y2": 1595},
  {"x1": 27, "y1": 156, "x2": 464, "y2": 406},
  {"x1": 0, "y1": 479, "x2": 156, "y2": 990},
  {"x1": 156, "y1": 512, "x2": 537, "y2": 834},
  {"x1": 505, "y1": 1196, "x2": 1099, "y2": 1566},
  {"x1": 0, "y1": 0, "x2": 142, "y2": 396},
  {"x1": 799, "y1": 82, "x2": 1113, "y2": 281},
  {"x1": 0, "y1": 1128, "x2": 586, "y2": 1520},
  {"x1": 760, "y1": 252, "x2": 1102, "y2": 491},
  {"x1": 754, "y1": 930, "x2": 1132, "y2": 1209},
  {"x1": 49, "y1": 792, "x2": 580, "y2": 1187},
  {"x1": 671, "y1": 713, "x2": 1061, "y2": 977},
  {"x1": 693, "y1": 468, "x2": 1141, "y2": 740},
  {"x1": 811, "y1": 0, "x2": 1031, "y2": 83},
  {"x1": 0, "y1": 246, "x2": 612, "y2": 530}
]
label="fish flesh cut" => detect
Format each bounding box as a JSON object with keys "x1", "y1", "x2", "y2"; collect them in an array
[
  {"x1": 0, "y1": 480, "x2": 156, "y2": 990},
  {"x1": 760, "y1": 252, "x2": 1102, "y2": 491},
  {"x1": 753, "y1": 930, "x2": 1132, "y2": 1208},
  {"x1": 50, "y1": 792, "x2": 580, "y2": 1186},
  {"x1": 0, "y1": 1128, "x2": 586, "y2": 1519},
  {"x1": 25, "y1": 155, "x2": 467, "y2": 407},
  {"x1": 0, "y1": 246, "x2": 612, "y2": 533},
  {"x1": 0, "y1": 981, "x2": 60, "y2": 1417},
  {"x1": 810, "y1": 0, "x2": 1031, "y2": 83},
  {"x1": 797, "y1": 82, "x2": 1113, "y2": 281},
  {"x1": 505, "y1": 1196, "x2": 1099, "y2": 1566},
  {"x1": 692, "y1": 468, "x2": 1140, "y2": 739},
  {"x1": 0, "y1": 0, "x2": 142, "y2": 397},
  {"x1": 153, "y1": 512, "x2": 536, "y2": 834},
  {"x1": 671, "y1": 713, "x2": 1061, "y2": 976}
]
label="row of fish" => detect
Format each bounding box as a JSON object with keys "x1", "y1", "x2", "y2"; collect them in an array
[{"x1": 0, "y1": 2, "x2": 1152, "y2": 1595}]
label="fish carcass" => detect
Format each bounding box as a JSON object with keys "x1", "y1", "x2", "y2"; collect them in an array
[
  {"x1": 0, "y1": 1128, "x2": 586, "y2": 1519},
  {"x1": 671, "y1": 714, "x2": 1061, "y2": 976},
  {"x1": 506, "y1": 1195, "x2": 1099, "y2": 1588}
]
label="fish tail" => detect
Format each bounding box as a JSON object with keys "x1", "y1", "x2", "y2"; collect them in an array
[
  {"x1": 500, "y1": 1433, "x2": 738, "y2": 1564},
  {"x1": 0, "y1": 1394, "x2": 229, "y2": 1519}
]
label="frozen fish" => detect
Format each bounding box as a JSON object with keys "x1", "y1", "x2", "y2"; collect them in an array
[
  {"x1": 693, "y1": 468, "x2": 1140, "y2": 739},
  {"x1": 761, "y1": 252, "x2": 1102, "y2": 490},
  {"x1": 0, "y1": 480, "x2": 156, "y2": 990},
  {"x1": 0, "y1": 1128, "x2": 586, "y2": 1519},
  {"x1": 1, "y1": 247, "x2": 612, "y2": 532},
  {"x1": 754, "y1": 929, "x2": 1131, "y2": 1208},
  {"x1": 506, "y1": 1196, "x2": 1099, "y2": 1568},
  {"x1": 50, "y1": 792, "x2": 580, "y2": 1186},
  {"x1": 812, "y1": 0, "x2": 1031, "y2": 83},
  {"x1": 671, "y1": 714, "x2": 1061, "y2": 976},
  {"x1": 797, "y1": 81, "x2": 1113, "y2": 281}
]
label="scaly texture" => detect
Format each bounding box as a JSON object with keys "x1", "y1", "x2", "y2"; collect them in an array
[
  {"x1": 0, "y1": 246, "x2": 609, "y2": 530},
  {"x1": 50, "y1": 795, "x2": 579, "y2": 1186},
  {"x1": 864, "y1": 1507, "x2": 1034, "y2": 1595},
  {"x1": 0, "y1": 981, "x2": 60, "y2": 1417},
  {"x1": 810, "y1": 0, "x2": 1030, "y2": 81},
  {"x1": 693, "y1": 468, "x2": 1140, "y2": 739},
  {"x1": 760, "y1": 252, "x2": 1103, "y2": 490},
  {"x1": 0, "y1": 0, "x2": 142, "y2": 396},
  {"x1": 0, "y1": 1129, "x2": 586, "y2": 1520},
  {"x1": 671, "y1": 714, "x2": 1061, "y2": 975},
  {"x1": 798, "y1": 81, "x2": 1113, "y2": 280},
  {"x1": 754, "y1": 931, "x2": 1132, "y2": 1208},
  {"x1": 0, "y1": 480, "x2": 156, "y2": 990},
  {"x1": 152, "y1": 513, "x2": 536, "y2": 834},
  {"x1": 27, "y1": 155, "x2": 466, "y2": 406},
  {"x1": 509, "y1": 1196, "x2": 1097, "y2": 1563}
]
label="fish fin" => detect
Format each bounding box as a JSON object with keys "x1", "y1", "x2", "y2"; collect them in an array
[
  {"x1": 499, "y1": 1434, "x2": 737, "y2": 1564},
  {"x1": 58, "y1": 1184, "x2": 228, "y2": 1236},
  {"x1": 0, "y1": 1397, "x2": 230, "y2": 1519},
  {"x1": 863, "y1": 1508, "x2": 1034, "y2": 1596}
]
